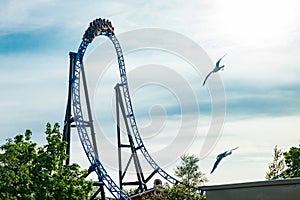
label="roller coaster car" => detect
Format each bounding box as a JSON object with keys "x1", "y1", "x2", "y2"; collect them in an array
[
  {"x1": 95, "y1": 28, "x2": 102, "y2": 36},
  {"x1": 83, "y1": 31, "x2": 95, "y2": 42},
  {"x1": 94, "y1": 19, "x2": 101, "y2": 27},
  {"x1": 83, "y1": 18, "x2": 114, "y2": 42},
  {"x1": 89, "y1": 36, "x2": 96, "y2": 43},
  {"x1": 108, "y1": 25, "x2": 114, "y2": 32},
  {"x1": 101, "y1": 24, "x2": 108, "y2": 30}
]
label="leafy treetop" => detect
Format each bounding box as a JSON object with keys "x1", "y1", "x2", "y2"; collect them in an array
[{"x1": 0, "y1": 123, "x2": 92, "y2": 200}]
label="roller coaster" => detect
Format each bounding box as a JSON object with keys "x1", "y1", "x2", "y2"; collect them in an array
[{"x1": 63, "y1": 18, "x2": 182, "y2": 199}]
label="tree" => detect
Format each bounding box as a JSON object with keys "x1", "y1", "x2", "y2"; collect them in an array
[
  {"x1": 266, "y1": 144, "x2": 300, "y2": 180},
  {"x1": 265, "y1": 145, "x2": 285, "y2": 180},
  {"x1": 147, "y1": 154, "x2": 207, "y2": 200},
  {"x1": 154, "y1": 183, "x2": 205, "y2": 200},
  {"x1": 283, "y1": 144, "x2": 300, "y2": 178},
  {"x1": 0, "y1": 123, "x2": 93, "y2": 200},
  {"x1": 174, "y1": 154, "x2": 208, "y2": 187}
]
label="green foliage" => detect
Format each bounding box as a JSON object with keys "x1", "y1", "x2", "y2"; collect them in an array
[
  {"x1": 152, "y1": 183, "x2": 206, "y2": 200},
  {"x1": 266, "y1": 145, "x2": 285, "y2": 180},
  {"x1": 0, "y1": 123, "x2": 92, "y2": 200},
  {"x1": 175, "y1": 154, "x2": 208, "y2": 187},
  {"x1": 266, "y1": 144, "x2": 300, "y2": 180},
  {"x1": 123, "y1": 187, "x2": 141, "y2": 196},
  {"x1": 283, "y1": 144, "x2": 300, "y2": 178},
  {"x1": 144, "y1": 154, "x2": 207, "y2": 200}
]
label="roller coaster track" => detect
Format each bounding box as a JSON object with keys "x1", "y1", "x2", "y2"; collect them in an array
[{"x1": 72, "y1": 18, "x2": 179, "y2": 199}]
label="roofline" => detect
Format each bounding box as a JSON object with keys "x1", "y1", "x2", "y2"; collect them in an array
[
  {"x1": 200, "y1": 178, "x2": 300, "y2": 191},
  {"x1": 129, "y1": 188, "x2": 156, "y2": 198}
]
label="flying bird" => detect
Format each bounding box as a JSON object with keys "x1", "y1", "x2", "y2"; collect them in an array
[
  {"x1": 202, "y1": 54, "x2": 226, "y2": 86},
  {"x1": 210, "y1": 146, "x2": 239, "y2": 174}
]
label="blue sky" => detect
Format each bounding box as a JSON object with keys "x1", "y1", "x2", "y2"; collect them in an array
[{"x1": 1, "y1": 0, "x2": 300, "y2": 190}]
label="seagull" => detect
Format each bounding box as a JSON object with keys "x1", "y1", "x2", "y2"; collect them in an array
[
  {"x1": 210, "y1": 146, "x2": 239, "y2": 174},
  {"x1": 202, "y1": 54, "x2": 226, "y2": 86}
]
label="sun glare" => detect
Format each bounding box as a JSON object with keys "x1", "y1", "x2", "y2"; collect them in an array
[{"x1": 215, "y1": 0, "x2": 299, "y2": 45}]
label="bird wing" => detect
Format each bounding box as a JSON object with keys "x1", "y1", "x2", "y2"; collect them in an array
[
  {"x1": 202, "y1": 71, "x2": 213, "y2": 86},
  {"x1": 224, "y1": 147, "x2": 239, "y2": 157},
  {"x1": 230, "y1": 146, "x2": 239, "y2": 152},
  {"x1": 216, "y1": 54, "x2": 226, "y2": 68},
  {"x1": 211, "y1": 147, "x2": 238, "y2": 174},
  {"x1": 210, "y1": 156, "x2": 223, "y2": 174}
]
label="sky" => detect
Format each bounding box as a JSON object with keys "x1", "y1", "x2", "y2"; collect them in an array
[{"x1": 1, "y1": 0, "x2": 300, "y2": 194}]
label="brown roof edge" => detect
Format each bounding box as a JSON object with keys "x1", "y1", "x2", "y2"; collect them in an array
[
  {"x1": 200, "y1": 178, "x2": 300, "y2": 191},
  {"x1": 129, "y1": 188, "x2": 156, "y2": 198}
]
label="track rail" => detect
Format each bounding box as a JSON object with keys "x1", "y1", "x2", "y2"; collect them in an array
[
  {"x1": 109, "y1": 35, "x2": 179, "y2": 185},
  {"x1": 72, "y1": 18, "x2": 128, "y2": 200},
  {"x1": 72, "y1": 18, "x2": 179, "y2": 199}
]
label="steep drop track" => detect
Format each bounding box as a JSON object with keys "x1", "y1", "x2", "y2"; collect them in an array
[{"x1": 72, "y1": 18, "x2": 179, "y2": 199}]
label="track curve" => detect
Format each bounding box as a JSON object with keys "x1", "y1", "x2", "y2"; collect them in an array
[
  {"x1": 108, "y1": 34, "x2": 179, "y2": 185},
  {"x1": 72, "y1": 18, "x2": 179, "y2": 199},
  {"x1": 72, "y1": 18, "x2": 128, "y2": 200}
]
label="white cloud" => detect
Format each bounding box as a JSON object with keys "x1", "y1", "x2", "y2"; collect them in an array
[{"x1": 0, "y1": 53, "x2": 67, "y2": 143}]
